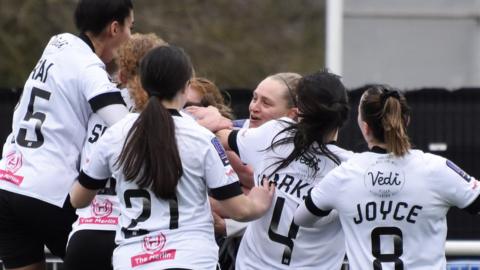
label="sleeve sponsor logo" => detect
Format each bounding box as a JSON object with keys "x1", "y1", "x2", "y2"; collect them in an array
[
  {"x1": 211, "y1": 137, "x2": 230, "y2": 166},
  {"x1": 446, "y1": 160, "x2": 472, "y2": 182}
]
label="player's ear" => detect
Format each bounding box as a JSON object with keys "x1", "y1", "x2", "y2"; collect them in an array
[
  {"x1": 359, "y1": 120, "x2": 370, "y2": 138},
  {"x1": 109, "y1": 21, "x2": 120, "y2": 36},
  {"x1": 286, "y1": 107, "x2": 298, "y2": 121}
]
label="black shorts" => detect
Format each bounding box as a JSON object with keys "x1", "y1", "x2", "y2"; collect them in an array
[
  {"x1": 64, "y1": 229, "x2": 116, "y2": 270},
  {"x1": 0, "y1": 189, "x2": 77, "y2": 268}
]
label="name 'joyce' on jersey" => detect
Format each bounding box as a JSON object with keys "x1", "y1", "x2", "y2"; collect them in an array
[{"x1": 353, "y1": 200, "x2": 423, "y2": 225}]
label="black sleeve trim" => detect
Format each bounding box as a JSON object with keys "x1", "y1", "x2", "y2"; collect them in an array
[
  {"x1": 305, "y1": 195, "x2": 331, "y2": 217},
  {"x1": 210, "y1": 181, "x2": 243, "y2": 200},
  {"x1": 89, "y1": 92, "x2": 126, "y2": 112},
  {"x1": 228, "y1": 130, "x2": 240, "y2": 156},
  {"x1": 78, "y1": 171, "x2": 108, "y2": 190},
  {"x1": 464, "y1": 194, "x2": 480, "y2": 214}
]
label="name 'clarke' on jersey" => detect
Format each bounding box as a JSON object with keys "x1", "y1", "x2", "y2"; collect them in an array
[
  {"x1": 230, "y1": 118, "x2": 353, "y2": 270},
  {"x1": 309, "y1": 150, "x2": 480, "y2": 270}
]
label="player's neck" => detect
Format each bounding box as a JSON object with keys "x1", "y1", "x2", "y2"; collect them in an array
[
  {"x1": 84, "y1": 32, "x2": 109, "y2": 63},
  {"x1": 162, "y1": 99, "x2": 183, "y2": 111},
  {"x1": 368, "y1": 142, "x2": 387, "y2": 151}
]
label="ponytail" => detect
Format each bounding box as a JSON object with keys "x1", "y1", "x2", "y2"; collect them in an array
[
  {"x1": 116, "y1": 45, "x2": 193, "y2": 199},
  {"x1": 360, "y1": 86, "x2": 411, "y2": 157},
  {"x1": 382, "y1": 97, "x2": 411, "y2": 156},
  {"x1": 117, "y1": 97, "x2": 182, "y2": 199}
]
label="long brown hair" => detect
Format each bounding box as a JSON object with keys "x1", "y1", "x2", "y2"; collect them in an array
[
  {"x1": 117, "y1": 46, "x2": 193, "y2": 199},
  {"x1": 267, "y1": 70, "x2": 350, "y2": 177},
  {"x1": 360, "y1": 85, "x2": 411, "y2": 156}
]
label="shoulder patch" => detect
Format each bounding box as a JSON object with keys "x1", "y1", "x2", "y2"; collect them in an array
[
  {"x1": 211, "y1": 138, "x2": 230, "y2": 166},
  {"x1": 446, "y1": 160, "x2": 472, "y2": 182}
]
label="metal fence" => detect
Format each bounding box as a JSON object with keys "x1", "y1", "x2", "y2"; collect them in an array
[{"x1": 0, "y1": 240, "x2": 476, "y2": 270}]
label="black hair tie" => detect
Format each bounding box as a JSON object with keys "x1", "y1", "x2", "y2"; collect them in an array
[
  {"x1": 148, "y1": 91, "x2": 162, "y2": 97},
  {"x1": 380, "y1": 89, "x2": 400, "y2": 105}
]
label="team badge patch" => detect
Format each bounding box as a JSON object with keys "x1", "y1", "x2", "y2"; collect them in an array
[
  {"x1": 0, "y1": 151, "x2": 24, "y2": 185},
  {"x1": 211, "y1": 138, "x2": 230, "y2": 166},
  {"x1": 446, "y1": 160, "x2": 472, "y2": 182},
  {"x1": 79, "y1": 198, "x2": 118, "y2": 225},
  {"x1": 143, "y1": 234, "x2": 166, "y2": 254},
  {"x1": 130, "y1": 233, "x2": 176, "y2": 267}
]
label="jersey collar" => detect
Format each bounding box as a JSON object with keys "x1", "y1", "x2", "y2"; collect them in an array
[
  {"x1": 370, "y1": 146, "x2": 387, "y2": 154},
  {"x1": 168, "y1": 109, "x2": 181, "y2": 117},
  {"x1": 78, "y1": 32, "x2": 95, "y2": 53}
]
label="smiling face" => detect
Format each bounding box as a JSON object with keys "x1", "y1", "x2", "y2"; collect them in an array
[{"x1": 248, "y1": 77, "x2": 292, "y2": 128}]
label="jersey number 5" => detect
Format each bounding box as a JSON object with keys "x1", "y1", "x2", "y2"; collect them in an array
[
  {"x1": 371, "y1": 226, "x2": 404, "y2": 269},
  {"x1": 17, "y1": 87, "x2": 51, "y2": 148},
  {"x1": 268, "y1": 197, "x2": 299, "y2": 265}
]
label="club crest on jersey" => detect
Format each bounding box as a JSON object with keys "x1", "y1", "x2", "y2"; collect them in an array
[
  {"x1": 5, "y1": 151, "x2": 22, "y2": 174},
  {"x1": 91, "y1": 198, "x2": 113, "y2": 217},
  {"x1": 131, "y1": 233, "x2": 175, "y2": 267},
  {"x1": 364, "y1": 159, "x2": 405, "y2": 198},
  {"x1": 211, "y1": 138, "x2": 230, "y2": 166},
  {"x1": 80, "y1": 197, "x2": 118, "y2": 225},
  {"x1": 0, "y1": 151, "x2": 24, "y2": 185},
  {"x1": 142, "y1": 234, "x2": 166, "y2": 254},
  {"x1": 446, "y1": 160, "x2": 472, "y2": 182}
]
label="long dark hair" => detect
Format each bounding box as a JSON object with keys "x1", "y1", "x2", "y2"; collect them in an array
[
  {"x1": 266, "y1": 70, "x2": 350, "y2": 177},
  {"x1": 360, "y1": 85, "x2": 411, "y2": 156},
  {"x1": 117, "y1": 46, "x2": 193, "y2": 199}
]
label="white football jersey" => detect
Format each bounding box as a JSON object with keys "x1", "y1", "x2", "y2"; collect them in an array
[
  {"x1": 309, "y1": 148, "x2": 480, "y2": 270},
  {"x1": 231, "y1": 118, "x2": 352, "y2": 270},
  {"x1": 0, "y1": 33, "x2": 124, "y2": 207},
  {"x1": 80, "y1": 111, "x2": 241, "y2": 270},
  {"x1": 71, "y1": 88, "x2": 133, "y2": 234}
]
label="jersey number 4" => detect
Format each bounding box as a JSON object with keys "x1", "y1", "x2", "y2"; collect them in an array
[
  {"x1": 17, "y1": 87, "x2": 51, "y2": 148},
  {"x1": 268, "y1": 197, "x2": 299, "y2": 265}
]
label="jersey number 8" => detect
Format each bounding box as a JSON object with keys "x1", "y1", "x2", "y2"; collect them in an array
[{"x1": 371, "y1": 226, "x2": 404, "y2": 269}]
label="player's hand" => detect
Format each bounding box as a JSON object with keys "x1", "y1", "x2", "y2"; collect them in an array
[
  {"x1": 248, "y1": 177, "x2": 275, "y2": 214},
  {"x1": 212, "y1": 211, "x2": 227, "y2": 236},
  {"x1": 184, "y1": 106, "x2": 232, "y2": 132}
]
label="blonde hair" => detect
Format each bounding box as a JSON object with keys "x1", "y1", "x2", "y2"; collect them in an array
[
  {"x1": 268, "y1": 72, "x2": 302, "y2": 108},
  {"x1": 116, "y1": 33, "x2": 167, "y2": 111}
]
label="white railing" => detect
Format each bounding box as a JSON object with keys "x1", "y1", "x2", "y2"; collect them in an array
[
  {"x1": 2, "y1": 240, "x2": 480, "y2": 270},
  {"x1": 446, "y1": 240, "x2": 480, "y2": 256}
]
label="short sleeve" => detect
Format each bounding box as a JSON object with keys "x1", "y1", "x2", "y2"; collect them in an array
[
  {"x1": 206, "y1": 137, "x2": 242, "y2": 200},
  {"x1": 80, "y1": 126, "x2": 115, "y2": 188},
  {"x1": 231, "y1": 119, "x2": 281, "y2": 165},
  {"x1": 308, "y1": 166, "x2": 345, "y2": 213},
  {"x1": 434, "y1": 158, "x2": 480, "y2": 209},
  {"x1": 81, "y1": 64, "x2": 125, "y2": 112}
]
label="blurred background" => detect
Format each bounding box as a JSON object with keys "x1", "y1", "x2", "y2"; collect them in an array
[{"x1": 1, "y1": 0, "x2": 480, "y2": 267}]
